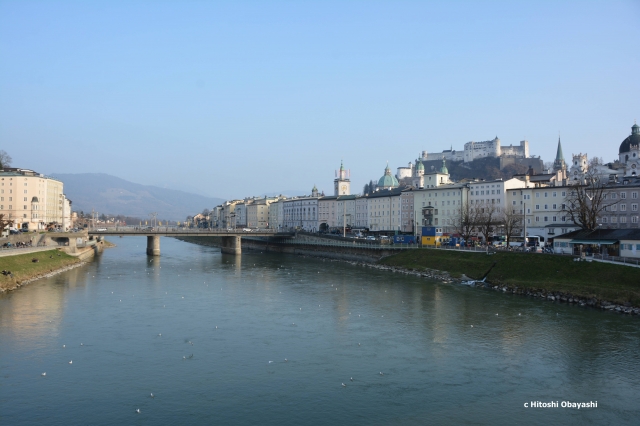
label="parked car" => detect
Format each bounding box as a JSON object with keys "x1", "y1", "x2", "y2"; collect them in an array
[
  {"x1": 96, "y1": 228, "x2": 107, "y2": 231},
  {"x1": 366, "y1": 236, "x2": 376, "y2": 241},
  {"x1": 242, "y1": 228, "x2": 252, "y2": 232}
]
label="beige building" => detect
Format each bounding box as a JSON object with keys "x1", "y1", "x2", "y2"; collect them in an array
[
  {"x1": 247, "y1": 197, "x2": 282, "y2": 229},
  {"x1": 0, "y1": 167, "x2": 70, "y2": 231}
]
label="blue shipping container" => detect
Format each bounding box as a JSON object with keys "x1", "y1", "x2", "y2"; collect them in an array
[{"x1": 393, "y1": 235, "x2": 416, "y2": 244}]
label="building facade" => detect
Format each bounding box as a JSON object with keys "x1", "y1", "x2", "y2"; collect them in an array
[{"x1": 0, "y1": 168, "x2": 69, "y2": 231}]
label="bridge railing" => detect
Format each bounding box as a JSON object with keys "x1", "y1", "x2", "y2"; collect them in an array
[{"x1": 89, "y1": 227, "x2": 286, "y2": 235}]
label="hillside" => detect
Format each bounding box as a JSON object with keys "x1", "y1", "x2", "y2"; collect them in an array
[{"x1": 52, "y1": 173, "x2": 224, "y2": 220}]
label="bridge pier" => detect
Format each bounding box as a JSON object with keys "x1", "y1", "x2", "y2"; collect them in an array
[
  {"x1": 146, "y1": 235, "x2": 160, "y2": 256},
  {"x1": 221, "y1": 236, "x2": 241, "y2": 255}
]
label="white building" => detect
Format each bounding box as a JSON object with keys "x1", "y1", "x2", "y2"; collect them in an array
[
  {"x1": 283, "y1": 196, "x2": 319, "y2": 231},
  {"x1": 367, "y1": 188, "x2": 403, "y2": 232},
  {"x1": 413, "y1": 183, "x2": 469, "y2": 236},
  {"x1": 318, "y1": 196, "x2": 337, "y2": 231},
  {"x1": 469, "y1": 178, "x2": 526, "y2": 218},
  {"x1": 268, "y1": 199, "x2": 283, "y2": 230},
  {"x1": 355, "y1": 195, "x2": 369, "y2": 230}
]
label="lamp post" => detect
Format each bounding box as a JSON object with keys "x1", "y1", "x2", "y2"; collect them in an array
[{"x1": 597, "y1": 223, "x2": 602, "y2": 256}]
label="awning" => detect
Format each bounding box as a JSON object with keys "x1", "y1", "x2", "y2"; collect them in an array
[{"x1": 569, "y1": 239, "x2": 619, "y2": 245}]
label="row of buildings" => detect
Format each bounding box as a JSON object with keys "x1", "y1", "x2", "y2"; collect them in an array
[
  {"x1": 0, "y1": 167, "x2": 73, "y2": 231},
  {"x1": 205, "y1": 123, "x2": 640, "y2": 245}
]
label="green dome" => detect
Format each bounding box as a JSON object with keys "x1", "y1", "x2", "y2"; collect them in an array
[
  {"x1": 378, "y1": 164, "x2": 399, "y2": 188},
  {"x1": 416, "y1": 159, "x2": 424, "y2": 171},
  {"x1": 440, "y1": 159, "x2": 448, "y2": 174}
]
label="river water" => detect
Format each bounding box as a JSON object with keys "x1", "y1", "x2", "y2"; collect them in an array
[{"x1": 1, "y1": 237, "x2": 639, "y2": 425}]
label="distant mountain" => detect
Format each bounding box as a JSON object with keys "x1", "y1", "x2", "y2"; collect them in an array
[{"x1": 51, "y1": 173, "x2": 224, "y2": 220}]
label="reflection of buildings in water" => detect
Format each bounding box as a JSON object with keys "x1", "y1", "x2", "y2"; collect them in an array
[
  {"x1": 0, "y1": 266, "x2": 86, "y2": 348},
  {"x1": 430, "y1": 286, "x2": 450, "y2": 345}
]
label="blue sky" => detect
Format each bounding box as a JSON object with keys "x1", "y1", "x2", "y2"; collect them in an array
[{"x1": 1, "y1": 1, "x2": 638, "y2": 199}]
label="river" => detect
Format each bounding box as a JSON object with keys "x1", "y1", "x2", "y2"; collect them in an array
[{"x1": 1, "y1": 237, "x2": 639, "y2": 425}]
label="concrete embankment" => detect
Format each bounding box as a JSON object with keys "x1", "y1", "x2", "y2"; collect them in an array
[{"x1": 176, "y1": 235, "x2": 396, "y2": 263}]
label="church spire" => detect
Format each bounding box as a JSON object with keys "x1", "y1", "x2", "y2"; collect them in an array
[{"x1": 553, "y1": 136, "x2": 566, "y2": 171}]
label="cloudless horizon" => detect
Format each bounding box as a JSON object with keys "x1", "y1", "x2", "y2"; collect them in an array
[{"x1": 1, "y1": 1, "x2": 638, "y2": 199}]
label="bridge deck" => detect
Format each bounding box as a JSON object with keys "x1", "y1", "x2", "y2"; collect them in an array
[{"x1": 88, "y1": 229, "x2": 294, "y2": 237}]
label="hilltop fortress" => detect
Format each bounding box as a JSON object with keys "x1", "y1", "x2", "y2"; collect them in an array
[
  {"x1": 420, "y1": 137, "x2": 529, "y2": 163},
  {"x1": 397, "y1": 137, "x2": 541, "y2": 183}
]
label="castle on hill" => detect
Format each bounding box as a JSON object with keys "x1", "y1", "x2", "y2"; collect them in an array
[{"x1": 419, "y1": 137, "x2": 529, "y2": 163}]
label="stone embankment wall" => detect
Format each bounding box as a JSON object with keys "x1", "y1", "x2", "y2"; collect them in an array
[{"x1": 176, "y1": 235, "x2": 395, "y2": 263}]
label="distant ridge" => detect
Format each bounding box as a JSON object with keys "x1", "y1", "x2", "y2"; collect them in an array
[{"x1": 51, "y1": 173, "x2": 224, "y2": 220}]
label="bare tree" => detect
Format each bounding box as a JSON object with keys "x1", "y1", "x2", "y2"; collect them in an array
[
  {"x1": 476, "y1": 204, "x2": 498, "y2": 243},
  {"x1": 589, "y1": 156, "x2": 604, "y2": 168},
  {"x1": 0, "y1": 150, "x2": 11, "y2": 168},
  {"x1": 452, "y1": 201, "x2": 479, "y2": 244},
  {"x1": 500, "y1": 208, "x2": 523, "y2": 248},
  {"x1": 564, "y1": 169, "x2": 619, "y2": 231},
  {"x1": 0, "y1": 214, "x2": 14, "y2": 234}
]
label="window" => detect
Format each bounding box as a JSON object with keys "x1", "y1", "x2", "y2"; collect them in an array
[
  {"x1": 552, "y1": 204, "x2": 557, "y2": 209},
  {"x1": 620, "y1": 204, "x2": 627, "y2": 211},
  {"x1": 544, "y1": 205, "x2": 548, "y2": 210},
  {"x1": 632, "y1": 216, "x2": 638, "y2": 224},
  {"x1": 535, "y1": 204, "x2": 540, "y2": 210},
  {"x1": 535, "y1": 216, "x2": 540, "y2": 222},
  {"x1": 544, "y1": 192, "x2": 548, "y2": 197},
  {"x1": 632, "y1": 204, "x2": 638, "y2": 212},
  {"x1": 552, "y1": 216, "x2": 557, "y2": 222},
  {"x1": 602, "y1": 217, "x2": 608, "y2": 223},
  {"x1": 552, "y1": 192, "x2": 557, "y2": 197},
  {"x1": 621, "y1": 192, "x2": 627, "y2": 199},
  {"x1": 544, "y1": 216, "x2": 548, "y2": 222},
  {"x1": 632, "y1": 192, "x2": 638, "y2": 199},
  {"x1": 561, "y1": 191, "x2": 566, "y2": 196},
  {"x1": 620, "y1": 216, "x2": 627, "y2": 224},
  {"x1": 536, "y1": 193, "x2": 540, "y2": 198}
]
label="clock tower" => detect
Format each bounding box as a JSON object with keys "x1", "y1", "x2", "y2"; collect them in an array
[{"x1": 334, "y1": 160, "x2": 351, "y2": 196}]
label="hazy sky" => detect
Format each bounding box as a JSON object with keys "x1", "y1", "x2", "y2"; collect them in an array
[{"x1": 1, "y1": 1, "x2": 638, "y2": 200}]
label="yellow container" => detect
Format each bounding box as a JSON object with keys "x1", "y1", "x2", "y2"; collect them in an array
[{"x1": 421, "y1": 236, "x2": 442, "y2": 247}]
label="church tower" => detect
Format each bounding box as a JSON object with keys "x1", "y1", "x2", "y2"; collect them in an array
[
  {"x1": 334, "y1": 160, "x2": 351, "y2": 196},
  {"x1": 553, "y1": 137, "x2": 566, "y2": 172}
]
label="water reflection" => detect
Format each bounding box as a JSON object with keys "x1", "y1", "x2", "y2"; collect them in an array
[{"x1": 0, "y1": 237, "x2": 639, "y2": 425}]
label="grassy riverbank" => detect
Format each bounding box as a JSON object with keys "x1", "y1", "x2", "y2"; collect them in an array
[
  {"x1": 0, "y1": 250, "x2": 82, "y2": 292},
  {"x1": 379, "y1": 249, "x2": 640, "y2": 306}
]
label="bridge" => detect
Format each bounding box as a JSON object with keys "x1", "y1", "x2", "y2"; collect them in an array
[{"x1": 87, "y1": 228, "x2": 295, "y2": 256}]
